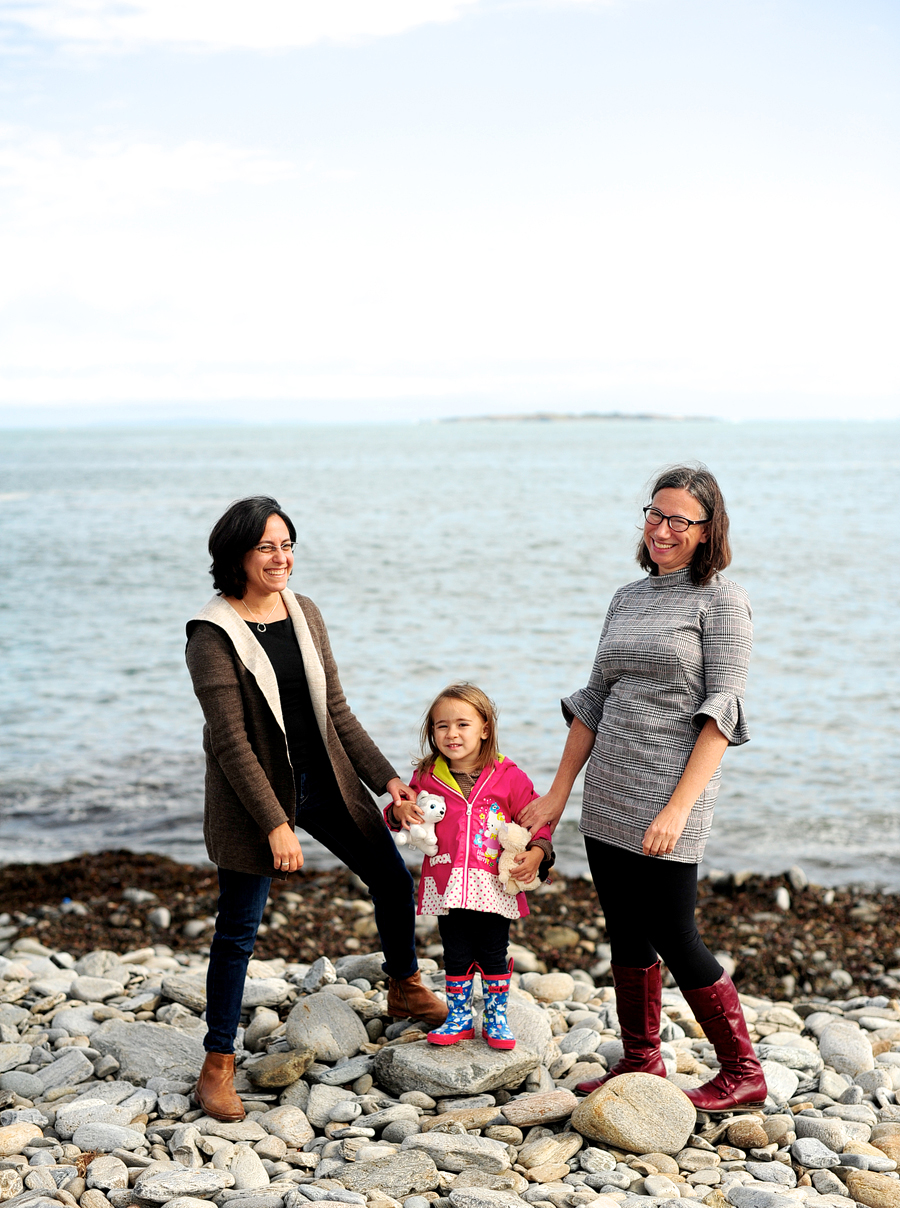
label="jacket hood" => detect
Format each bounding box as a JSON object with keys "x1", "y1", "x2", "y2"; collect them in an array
[{"x1": 186, "y1": 590, "x2": 328, "y2": 743}]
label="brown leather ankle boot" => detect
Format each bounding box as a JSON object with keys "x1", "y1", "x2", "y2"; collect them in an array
[
  {"x1": 195, "y1": 1051, "x2": 245, "y2": 1122},
  {"x1": 387, "y1": 969, "x2": 448, "y2": 1027}
]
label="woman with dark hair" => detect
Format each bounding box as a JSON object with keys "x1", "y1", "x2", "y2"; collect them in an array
[
  {"x1": 186, "y1": 496, "x2": 446, "y2": 1122},
  {"x1": 520, "y1": 464, "x2": 765, "y2": 1112}
]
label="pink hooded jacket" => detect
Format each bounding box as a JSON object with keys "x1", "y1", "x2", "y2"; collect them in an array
[{"x1": 387, "y1": 755, "x2": 552, "y2": 921}]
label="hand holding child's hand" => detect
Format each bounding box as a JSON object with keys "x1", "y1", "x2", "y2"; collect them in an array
[
  {"x1": 391, "y1": 798, "x2": 425, "y2": 830},
  {"x1": 513, "y1": 847, "x2": 543, "y2": 885}
]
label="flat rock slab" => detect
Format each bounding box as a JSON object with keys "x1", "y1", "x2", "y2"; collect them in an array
[
  {"x1": 197, "y1": 1120, "x2": 270, "y2": 1142},
  {"x1": 309, "y1": 1055, "x2": 375, "y2": 1087},
  {"x1": 34, "y1": 1046, "x2": 96, "y2": 1089},
  {"x1": 72, "y1": 1123, "x2": 148, "y2": 1152},
  {"x1": 246, "y1": 1048, "x2": 315, "y2": 1088},
  {"x1": 135, "y1": 1170, "x2": 236, "y2": 1202},
  {"x1": 501, "y1": 1090, "x2": 578, "y2": 1128},
  {"x1": 285, "y1": 993, "x2": 368, "y2": 1064},
  {"x1": 402, "y1": 1132, "x2": 511, "y2": 1174},
  {"x1": 92, "y1": 1020, "x2": 207, "y2": 1084},
  {"x1": 71, "y1": 976, "x2": 124, "y2": 1002},
  {"x1": 449, "y1": 1189, "x2": 525, "y2": 1208},
  {"x1": 725, "y1": 1189, "x2": 798, "y2": 1208},
  {"x1": 420, "y1": 1106, "x2": 504, "y2": 1133},
  {"x1": 333, "y1": 1149, "x2": 439, "y2": 1198},
  {"x1": 161, "y1": 973, "x2": 208, "y2": 1013},
  {"x1": 374, "y1": 1039, "x2": 539, "y2": 1098},
  {"x1": 791, "y1": 1137, "x2": 841, "y2": 1169},
  {"x1": 333, "y1": 954, "x2": 387, "y2": 984},
  {"x1": 0, "y1": 1045, "x2": 33, "y2": 1074},
  {"x1": 55, "y1": 1098, "x2": 136, "y2": 1139},
  {"x1": 571, "y1": 1072, "x2": 695, "y2": 1156}
]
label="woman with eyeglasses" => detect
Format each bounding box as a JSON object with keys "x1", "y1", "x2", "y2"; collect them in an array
[
  {"x1": 185, "y1": 496, "x2": 446, "y2": 1121},
  {"x1": 519, "y1": 464, "x2": 764, "y2": 1112}
]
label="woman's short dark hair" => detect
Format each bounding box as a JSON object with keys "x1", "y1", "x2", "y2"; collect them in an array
[
  {"x1": 208, "y1": 496, "x2": 297, "y2": 598},
  {"x1": 637, "y1": 464, "x2": 731, "y2": 586}
]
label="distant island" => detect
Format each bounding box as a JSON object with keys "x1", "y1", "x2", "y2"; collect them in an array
[{"x1": 437, "y1": 410, "x2": 720, "y2": 423}]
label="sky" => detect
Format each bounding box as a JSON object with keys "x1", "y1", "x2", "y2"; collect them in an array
[{"x1": 0, "y1": 0, "x2": 898, "y2": 425}]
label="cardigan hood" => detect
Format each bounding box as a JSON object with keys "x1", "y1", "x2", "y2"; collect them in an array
[{"x1": 187, "y1": 591, "x2": 328, "y2": 744}]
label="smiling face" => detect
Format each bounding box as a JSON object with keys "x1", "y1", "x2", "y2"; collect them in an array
[
  {"x1": 241, "y1": 513, "x2": 294, "y2": 599},
  {"x1": 431, "y1": 697, "x2": 490, "y2": 772},
  {"x1": 643, "y1": 486, "x2": 709, "y2": 574}
]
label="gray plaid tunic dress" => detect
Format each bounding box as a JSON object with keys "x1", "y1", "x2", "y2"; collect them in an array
[{"x1": 562, "y1": 567, "x2": 752, "y2": 864}]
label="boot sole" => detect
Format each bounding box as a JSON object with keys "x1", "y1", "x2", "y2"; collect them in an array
[
  {"x1": 690, "y1": 1101, "x2": 767, "y2": 1115},
  {"x1": 195, "y1": 1095, "x2": 245, "y2": 1122},
  {"x1": 482, "y1": 1031, "x2": 515, "y2": 1050},
  {"x1": 427, "y1": 1029, "x2": 475, "y2": 1045}
]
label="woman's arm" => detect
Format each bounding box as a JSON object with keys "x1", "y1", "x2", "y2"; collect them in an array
[
  {"x1": 517, "y1": 717, "x2": 595, "y2": 834},
  {"x1": 642, "y1": 716, "x2": 730, "y2": 856},
  {"x1": 186, "y1": 625, "x2": 304, "y2": 873}
]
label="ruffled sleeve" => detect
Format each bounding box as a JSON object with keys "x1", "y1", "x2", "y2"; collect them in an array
[
  {"x1": 691, "y1": 580, "x2": 752, "y2": 745},
  {"x1": 560, "y1": 589, "x2": 621, "y2": 733}
]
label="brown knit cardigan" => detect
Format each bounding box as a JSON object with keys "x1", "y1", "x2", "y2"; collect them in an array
[{"x1": 185, "y1": 591, "x2": 398, "y2": 878}]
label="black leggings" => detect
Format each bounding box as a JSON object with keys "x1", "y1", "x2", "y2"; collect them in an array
[
  {"x1": 438, "y1": 909, "x2": 511, "y2": 976},
  {"x1": 585, "y1": 838, "x2": 722, "y2": 991}
]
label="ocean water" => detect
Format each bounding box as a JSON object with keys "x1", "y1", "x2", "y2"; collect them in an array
[{"x1": 1, "y1": 418, "x2": 898, "y2": 888}]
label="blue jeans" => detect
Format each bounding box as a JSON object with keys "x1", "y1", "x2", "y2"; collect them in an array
[{"x1": 204, "y1": 768, "x2": 418, "y2": 1053}]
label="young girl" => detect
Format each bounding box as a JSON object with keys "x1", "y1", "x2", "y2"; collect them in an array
[{"x1": 387, "y1": 684, "x2": 554, "y2": 1049}]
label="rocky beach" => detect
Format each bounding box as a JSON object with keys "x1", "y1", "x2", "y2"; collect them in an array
[{"x1": 2, "y1": 854, "x2": 900, "y2": 1208}]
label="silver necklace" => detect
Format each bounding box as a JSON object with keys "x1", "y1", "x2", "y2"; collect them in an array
[{"x1": 240, "y1": 595, "x2": 281, "y2": 633}]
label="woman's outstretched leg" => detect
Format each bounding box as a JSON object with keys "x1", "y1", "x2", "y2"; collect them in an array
[{"x1": 199, "y1": 868, "x2": 271, "y2": 1121}]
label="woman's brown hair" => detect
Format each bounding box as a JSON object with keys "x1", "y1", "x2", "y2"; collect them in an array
[
  {"x1": 637, "y1": 463, "x2": 731, "y2": 586},
  {"x1": 416, "y1": 683, "x2": 499, "y2": 777}
]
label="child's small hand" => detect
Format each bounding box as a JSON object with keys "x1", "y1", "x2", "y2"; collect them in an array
[
  {"x1": 513, "y1": 847, "x2": 543, "y2": 884},
  {"x1": 392, "y1": 798, "x2": 425, "y2": 830}
]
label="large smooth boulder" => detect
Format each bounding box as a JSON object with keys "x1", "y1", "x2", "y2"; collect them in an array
[
  {"x1": 846, "y1": 1170, "x2": 900, "y2": 1208},
  {"x1": 92, "y1": 1020, "x2": 206, "y2": 1084},
  {"x1": 335, "y1": 1149, "x2": 439, "y2": 1198},
  {"x1": 571, "y1": 1072, "x2": 695, "y2": 1156},
  {"x1": 374, "y1": 1037, "x2": 539, "y2": 1098},
  {"x1": 284, "y1": 992, "x2": 368, "y2": 1063},
  {"x1": 402, "y1": 1133, "x2": 511, "y2": 1173},
  {"x1": 818, "y1": 1021, "x2": 875, "y2": 1077}
]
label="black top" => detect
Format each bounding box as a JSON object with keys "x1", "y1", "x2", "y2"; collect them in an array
[{"x1": 247, "y1": 619, "x2": 326, "y2": 774}]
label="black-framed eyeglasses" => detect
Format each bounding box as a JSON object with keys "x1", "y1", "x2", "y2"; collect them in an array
[
  {"x1": 253, "y1": 541, "x2": 295, "y2": 555},
  {"x1": 642, "y1": 506, "x2": 709, "y2": 533}
]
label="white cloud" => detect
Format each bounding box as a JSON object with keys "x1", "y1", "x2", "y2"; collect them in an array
[
  {"x1": 0, "y1": 126, "x2": 298, "y2": 226},
  {"x1": 0, "y1": 126, "x2": 896, "y2": 418},
  {"x1": 3, "y1": 0, "x2": 482, "y2": 52}
]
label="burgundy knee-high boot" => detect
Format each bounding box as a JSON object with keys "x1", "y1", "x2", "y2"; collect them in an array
[
  {"x1": 682, "y1": 971, "x2": 767, "y2": 1112},
  {"x1": 576, "y1": 961, "x2": 667, "y2": 1094}
]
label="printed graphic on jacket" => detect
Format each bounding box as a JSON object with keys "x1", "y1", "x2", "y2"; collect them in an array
[
  {"x1": 479, "y1": 804, "x2": 506, "y2": 866},
  {"x1": 383, "y1": 754, "x2": 552, "y2": 922}
]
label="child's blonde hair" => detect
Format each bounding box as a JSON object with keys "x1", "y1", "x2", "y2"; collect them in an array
[{"x1": 416, "y1": 683, "x2": 500, "y2": 777}]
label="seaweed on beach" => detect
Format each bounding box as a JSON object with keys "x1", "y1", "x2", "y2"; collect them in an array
[{"x1": 1, "y1": 849, "x2": 897, "y2": 1001}]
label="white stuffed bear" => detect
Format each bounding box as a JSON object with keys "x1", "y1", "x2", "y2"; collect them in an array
[
  {"x1": 498, "y1": 820, "x2": 541, "y2": 895},
  {"x1": 393, "y1": 792, "x2": 446, "y2": 858}
]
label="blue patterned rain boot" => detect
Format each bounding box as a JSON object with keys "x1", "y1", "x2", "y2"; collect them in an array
[
  {"x1": 427, "y1": 966, "x2": 476, "y2": 1045},
  {"x1": 480, "y1": 960, "x2": 516, "y2": 1050}
]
